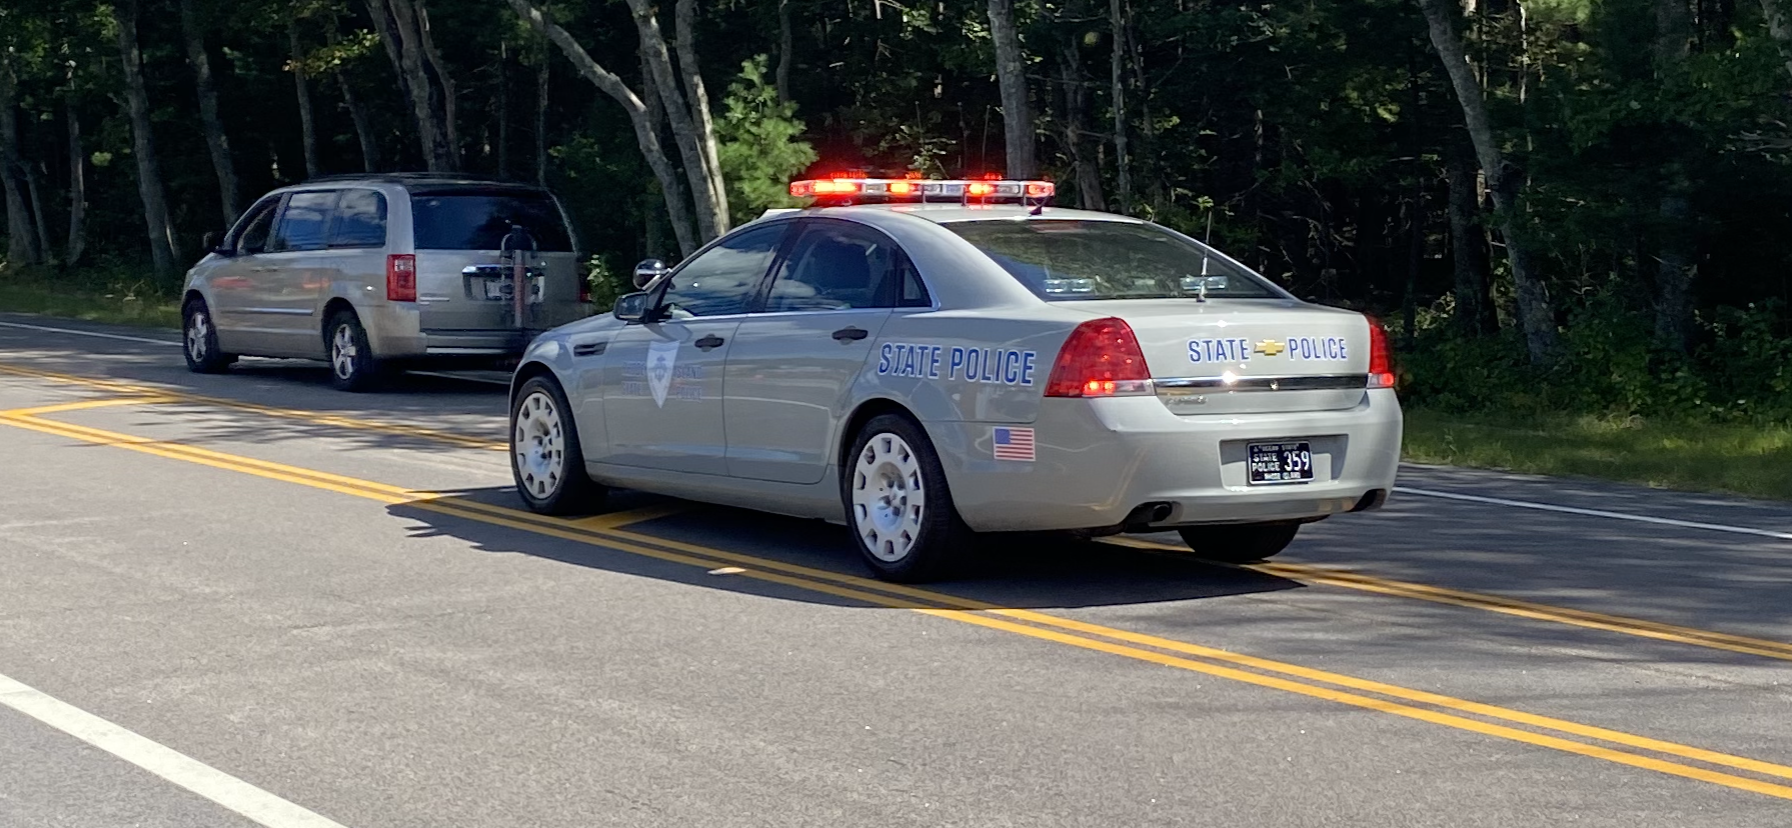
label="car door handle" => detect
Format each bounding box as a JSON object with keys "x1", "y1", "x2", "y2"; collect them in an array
[
  {"x1": 694, "y1": 334, "x2": 726, "y2": 351},
  {"x1": 831, "y1": 326, "x2": 869, "y2": 342}
]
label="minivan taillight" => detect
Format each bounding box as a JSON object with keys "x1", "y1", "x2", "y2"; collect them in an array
[
  {"x1": 1367, "y1": 317, "x2": 1395, "y2": 389},
  {"x1": 1044, "y1": 317, "x2": 1154, "y2": 397},
  {"x1": 577, "y1": 274, "x2": 591, "y2": 304},
  {"x1": 386, "y1": 254, "x2": 417, "y2": 302}
]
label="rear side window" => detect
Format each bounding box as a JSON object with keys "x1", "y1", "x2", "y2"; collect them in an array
[
  {"x1": 329, "y1": 189, "x2": 387, "y2": 248},
  {"x1": 942, "y1": 220, "x2": 1280, "y2": 301},
  {"x1": 410, "y1": 190, "x2": 573, "y2": 252},
  {"x1": 271, "y1": 191, "x2": 337, "y2": 252},
  {"x1": 767, "y1": 223, "x2": 900, "y2": 312}
]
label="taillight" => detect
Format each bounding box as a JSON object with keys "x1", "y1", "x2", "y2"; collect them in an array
[
  {"x1": 386, "y1": 254, "x2": 417, "y2": 302},
  {"x1": 1044, "y1": 317, "x2": 1154, "y2": 397},
  {"x1": 578, "y1": 274, "x2": 591, "y2": 304},
  {"x1": 1367, "y1": 317, "x2": 1395, "y2": 389}
]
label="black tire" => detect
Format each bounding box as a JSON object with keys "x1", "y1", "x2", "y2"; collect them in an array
[
  {"x1": 841, "y1": 414, "x2": 971, "y2": 582},
  {"x1": 181, "y1": 298, "x2": 234, "y2": 374},
  {"x1": 324, "y1": 310, "x2": 384, "y2": 392},
  {"x1": 1177, "y1": 521, "x2": 1302, "y2": 563},
  {"x1": 511, "y1": 375, "x2": 607, "y2": 516}
]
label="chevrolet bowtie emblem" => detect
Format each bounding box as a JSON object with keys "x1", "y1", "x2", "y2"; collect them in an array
[{"x1": 1254, "y1": 339, "x2": 1286, "y2": 357}]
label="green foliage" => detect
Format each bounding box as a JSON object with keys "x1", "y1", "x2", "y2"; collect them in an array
[{"x1": 714, "y1": 55, "x2": 816, "y2": 228}]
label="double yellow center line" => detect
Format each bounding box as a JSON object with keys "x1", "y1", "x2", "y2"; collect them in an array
[{"x1": 3, "y1": 387, "x2": 1792, "y2": 801}]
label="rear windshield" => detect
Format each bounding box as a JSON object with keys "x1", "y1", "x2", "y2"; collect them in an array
[
  {"x1": 942, "y1": 220, "x2": 1280, "y2": 301},
  {"x1": 410, "y1": 190, "x2": 573, "y2": 252}
]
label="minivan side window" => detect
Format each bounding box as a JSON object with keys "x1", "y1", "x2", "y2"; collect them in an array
[
  {"x1": 271, "y1": 191, "x2": 338, "y2": 252},
  {"x1": 328, "y1": 189, "x2": 387, "y2": 248},
  {"x1": 233, "y1": 198, "x2": 280, "y2": 255},
  {"x1": 657, "y1": 225, "x2": 787, "y2": 318}
]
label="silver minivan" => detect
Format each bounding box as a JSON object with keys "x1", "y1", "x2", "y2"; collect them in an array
[{"x1": 179, "y1": 174, "x2": 591, "y2": 390}]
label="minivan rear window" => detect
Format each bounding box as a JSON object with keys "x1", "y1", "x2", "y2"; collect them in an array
[
  {"x1": 942, "y1": 219, "x2": 1280, "y2": 301},
  {"x1": 410, "y1": 190, "x2": 573, "y2": 252}
]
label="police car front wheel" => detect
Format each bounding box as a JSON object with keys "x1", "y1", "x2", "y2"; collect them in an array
[
  {"x1": 1177, "y1": 521, "x2": 1302, "y2": 563},
  {"x1": 511, "y1": 375, "x2": 606, "y2": 516},
  {"x1": 843, "y1": 414, "x2": 969, "y2": 582}
]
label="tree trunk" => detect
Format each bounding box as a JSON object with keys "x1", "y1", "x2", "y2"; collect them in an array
[
  {"x1": 1108, "y1": 0, "x2": 1131, "y2": 213},
  {"x1": 291, "y1": 23, "x2": 321, "y2": 180},
  {"x1": 114, "y1": 0, "x2": 179, "y2": 276},
  {"x1": 362, "y1": 0, "x2": 414, "y2": 122},
  {"x1": 987, "y1": 0, "x2": 1036, "y2": 178},
  {"x1": 326, "y1": 21, "x2": 380, "y2": 172},
  {"x1": 626, "y1": 0, "x2": 722, "y2": 242},
  {"x1": 382, "y1": 0, "x2": 453, "y2": 171},
  {"x1": 0, "y1": 63, "x2": 41, "y2": 266},
  {"x1": 178, "y1": 0, "x2": 240, "y2": 226},
  {"x1": 1760, "y1": 0, "x2": 1792, "y2": 79},
  {"x1": 26, "y1": 162, "x2": 53, "y2": 265},
  {"x1": 675, "y1": 0, "x2": 729, "y2": 232},
  {"x1": 1056, "y1": 38, "x2": 1104, "y2": 210},
  {"x1": 535, "y1": 60, "x2": 549, "y2": 187},
  {"x1": 1443, "y1": 138, "x2": 1496, "y2": 335},
  {"x1": 1652, "y1": 0, "x2": 1695, "y2": 353},
  {"x1": 65, "y1": 94, "x2": 87, "y2": 267},
  {"x1": 508, "y1": 0, "x2": 697, "y2": 256},
  {"x1": 1418, "y1": 0, "x2": 1557, "y2": 363},
  {"x1": 776, "y1": 0, "x2": 793, "y2": 104},
  {"x1": 415, "y1": 0, "x2": 459, "y2": 168},
  {"x1": 497, "y1": 43, "x2": 510, "y2": 180}
]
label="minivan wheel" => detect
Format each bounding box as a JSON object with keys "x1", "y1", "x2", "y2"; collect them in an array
[
  {"x1": 510, "y1": 375, "x2": 606, "y2": 515},
  {"x1": 842, "y1": 414, "x2": 970, "y2": 582},
  {"x1": 325, "y1": 310, "x2": 383, "y2": 392},
  {"x1": 182, "y1": 299, "x2": 234, "y2": 374},
  {"x1": 1177, "y1": 521, "x2": 1302, "y2": 564}
]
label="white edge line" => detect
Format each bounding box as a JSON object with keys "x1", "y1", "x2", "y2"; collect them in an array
[
  {"x1": 1395, "y1": 486, "x2": 1792, "y2": 541},
  {"x1": 0, "y1": 673, "x2": 349, "y2": 828},
  {"x1": 0, "y1": 319, "x2": 181, "y2": 346}
]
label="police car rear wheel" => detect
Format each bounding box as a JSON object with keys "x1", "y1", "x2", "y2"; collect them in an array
[
  {"x1": 511, "y1": 376, "x2": 606, "y2": 516},
  {"x1": 844, "y1": 414, "x2": 967, "y2": 582},
  {"x1": 1177, "y1": 521, "x2": 1301, "y2": 563}
]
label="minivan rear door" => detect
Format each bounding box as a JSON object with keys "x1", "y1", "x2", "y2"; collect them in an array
[{"x1": 407, "y1": 186, "x2": 584, "y2": 348}]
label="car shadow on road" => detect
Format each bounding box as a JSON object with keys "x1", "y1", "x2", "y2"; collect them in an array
[{"x1": 385, "y1": 486, "x2": 1304, "y2": 610}]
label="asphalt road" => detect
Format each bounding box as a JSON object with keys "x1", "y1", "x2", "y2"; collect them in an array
[{"x1": 2, "y1": 312, "x2": 1791, "y2": 827}]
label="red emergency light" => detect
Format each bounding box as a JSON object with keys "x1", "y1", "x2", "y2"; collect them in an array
[{"x1": 787, "y1": 177, "x2": 1056, "y2": 205}]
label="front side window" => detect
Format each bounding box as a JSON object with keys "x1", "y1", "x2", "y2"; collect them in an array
[
  {"x1": 410, "y1": 189, "x2": 573, "y2": 252},
  {"x1": 765, "y1": 222, "x2": 902, "y2": 312},
  {"x1": 234, "y1": 198, "x2": 280, "y2": 255},
  {"x1": 271, "y1": 191, "x2": 338, "y2": 252},
  {"x1": 942, "y1": 219, "x2": 1282, "y2": 301},
  {"x1": 329, "y1": 189, "x2": 388, "y2": 248},
  {"x1": 657, "y1": 224, "x2": 787, "y2": 319}
]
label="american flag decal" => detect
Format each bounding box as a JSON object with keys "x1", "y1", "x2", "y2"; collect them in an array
[{"x1": 992, "y1": 427, "x2": 1036, "y2": 461}]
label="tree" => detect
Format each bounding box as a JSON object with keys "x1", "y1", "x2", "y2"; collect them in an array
[
  {"x1": 0, "y1": 60, "x2": 42, "y2": 265},
  {"x1": 988, "y1": 0, "x2": 1036, "y2": 178},
  {"x1": 1418, "y1": 0, "x2": 1558, "y2": 364},
  {"x1": 177, "y1": 0, "x2": 241, "y2": 226},
  {"x1": 113, "y1": 0, "x2": 179, "y2": 277}
]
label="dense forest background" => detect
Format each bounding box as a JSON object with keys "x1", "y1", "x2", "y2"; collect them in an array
[{"x1": 5, "y1": 0, "x2": 1792, "y2": 420}]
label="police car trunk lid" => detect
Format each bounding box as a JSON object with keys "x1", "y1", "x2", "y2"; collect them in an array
[{"x1": 1060, "y1": 299, "x2": 1373, "y2": 415}]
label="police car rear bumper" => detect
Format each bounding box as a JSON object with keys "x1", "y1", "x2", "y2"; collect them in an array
[{"x1": 936, "y1": 389, "x2": 1403, "y2": 533}]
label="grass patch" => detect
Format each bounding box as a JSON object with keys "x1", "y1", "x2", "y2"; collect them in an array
[
  {"x1": 1403, "y1": 408, "x2": 1792, "y2": 500},
  {"x1": 0, "y1": 264, "x2": 182, "y2": 330}
]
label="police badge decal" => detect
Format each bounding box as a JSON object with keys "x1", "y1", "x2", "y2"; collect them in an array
[{"x1": 647, "y1": 340, "x2": 679, "y2": 408}]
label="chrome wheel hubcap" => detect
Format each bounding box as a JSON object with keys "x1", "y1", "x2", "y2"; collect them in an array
[
  {"x1": 514, "y1": 390, "x2": 566, "y2": 500},
  {"x1": 850, "y1": 432, "x2": 925, "y2": 562},
  {"x1": 331, "y1": 325, "x2": 358, "y2": 380},
  {"x1": 187, "y1": 311, "x2": 210, "y2": 361}
]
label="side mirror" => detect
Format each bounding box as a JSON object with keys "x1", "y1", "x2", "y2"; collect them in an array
[
  {"x1": 633, "y1": 258, "x2": 670, "y2": 289},
  {"x1": 613, "y1": 291, "x2": 653, "y2": 323},
  {"x1": 203, "y1": 231, "x2": 231, "y2": 256}
]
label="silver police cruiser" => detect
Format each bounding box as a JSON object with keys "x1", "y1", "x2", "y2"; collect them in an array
[{"x1": 508, "y1": 176, "x2": 1401, "y2": 581}]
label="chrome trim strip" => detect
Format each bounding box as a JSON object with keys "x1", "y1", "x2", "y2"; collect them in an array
[
  {"x1": 1155, "y1": 374, "x2": 1368, "y2": 393},
  {"x1": 239, "y1": 307, "x2": 315, "y2": 316}
]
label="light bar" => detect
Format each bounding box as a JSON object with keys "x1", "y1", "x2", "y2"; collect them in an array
[{"x1": 788, "y1": 177, "x2": 1055, "y2": 204}]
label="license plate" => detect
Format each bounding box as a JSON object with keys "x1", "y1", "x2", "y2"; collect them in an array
[
  {"x1": 1247, "y1": 441, "x2": 1314, "y2": 485},
  {"x1": 480, "y1": 278, "x2": 542, "y2": 302}
]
